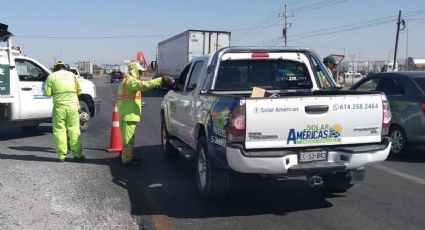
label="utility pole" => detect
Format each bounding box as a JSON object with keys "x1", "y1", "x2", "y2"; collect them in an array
[
  {"x1": 405, "y1": 28, "x2": 409, "y2": 68},
  {"x1": 393, "y1": 10, "x2": 405, "y2": 71},
  {"x1": 280, "y1": 4, "x2": 293, "y2": 47}
]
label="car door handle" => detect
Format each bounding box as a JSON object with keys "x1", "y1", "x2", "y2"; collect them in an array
[
  {"x1": 21, "y1": 87, "x2": 33, "y2": 91},
  {"x1": 305, "y1": 105, "x2": 329, "y2": 114}
]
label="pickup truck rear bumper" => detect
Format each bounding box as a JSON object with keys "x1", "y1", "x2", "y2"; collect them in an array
[{"x1": 226, "y1": 139, "x2": 391, "y2": 174}]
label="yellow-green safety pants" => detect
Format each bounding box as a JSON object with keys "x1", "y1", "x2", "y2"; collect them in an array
[
  {"x1": 52, "y1": 104, "x2": 82, "y2": 160},
  {"x1": 120, "y1": 121, "x2": 137, "y2": 164}
]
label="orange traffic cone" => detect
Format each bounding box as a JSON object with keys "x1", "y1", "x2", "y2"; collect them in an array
[{"x1": 106, "y1": 103, "x2": 122, "y2": 153}]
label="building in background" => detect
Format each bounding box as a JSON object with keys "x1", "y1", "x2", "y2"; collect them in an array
[{"x1": 76, "y1": 61, "x2": 93, "y2": 74}]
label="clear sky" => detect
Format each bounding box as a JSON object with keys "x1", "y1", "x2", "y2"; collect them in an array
[{"x1": 1, "y1": 0, "x2": 424, "y2": 67}]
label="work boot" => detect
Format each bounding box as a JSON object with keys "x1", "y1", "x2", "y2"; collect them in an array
[
  {"x1": 57, "y1": 158, "x2": 66, "y2": 163},
  {"x1": 73, "y1": 155, "x2": 85, "y2": 162},
  {"x1": 122, "y1": 158, "x2": 141, "y2": 166}
]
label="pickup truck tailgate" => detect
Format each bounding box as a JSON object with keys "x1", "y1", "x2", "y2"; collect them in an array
[{"x1": 245, "y1": 94, "x2": 383, "y2": 149}]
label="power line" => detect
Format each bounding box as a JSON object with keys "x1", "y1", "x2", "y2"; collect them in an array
[
  {"x1": 286, "y1": 0, "x2": 313, "y2": 7},
  {"x1": 404, "y1": 17, "x2": 425, "y2": 21},
  {"x1": 289, "y1": 0, "x2": 349, "y2": 14},
  {"x1": 288, "y1": 9, "x2": 425, "y2": 40},
  {"x1": 233, "y1": 0, "x2": 350, "y2": 44},
  {"x1": 230, "y1": 23, "x2": 282, "y2": 32},
  {"x1": 15, "y1": 34, "x2": 174, "y2": 39},
  {"x1": 232, "y1": 9, "x2": 282, "y2": 41}
]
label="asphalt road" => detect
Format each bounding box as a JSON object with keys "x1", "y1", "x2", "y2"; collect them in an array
[{"x1": 1, "y1": 76, "x2": 425, "y2": 230}]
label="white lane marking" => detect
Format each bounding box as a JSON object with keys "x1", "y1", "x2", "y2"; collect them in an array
[{"x1": 374, "y1": 164, "x2": 425, "y2": 185}]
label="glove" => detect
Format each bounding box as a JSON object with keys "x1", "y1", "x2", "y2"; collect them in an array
[{"x1": 161, "y1": 75, "x2": 176, "y2": 88}]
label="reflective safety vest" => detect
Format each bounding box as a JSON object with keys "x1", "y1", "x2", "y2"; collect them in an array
[
  {"x1": 117, "y1": 75, "x2": 162, "y2": 122},
  {"x1": 43, "y1": 70, "x2": 81, "y2": 106},
  {"x1": 117, "y1": 76, "x2": 142, "y2": 100}
]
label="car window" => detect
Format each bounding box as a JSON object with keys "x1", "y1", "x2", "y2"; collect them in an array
[
  {"x1": 355, "y1": 78, "x2": 380, "y2": 91},
  {"x1": 176, "y1": 64, "x2": 191, "y2": 91},
  {"x1": 378, "y1": 78, "x2": 404, "y2": 95},
  {"x1": 15, "y1": 59, "x2": 49, "y2": 82},
  {"x1": 186, "y1": 61, "x2": 204, "y2": 92},
  {"x1": 214, "y1": 59, "x2": 312, "y2": 90},
  {"x1": 310, "y1": 57, "x2": 330, "y2": 88},
  {"x1": 413, "y1": 78, "x2": 425, "y2": 94},
  {"x1": 70, "y1": 68, "x2": 78, "y2": 75}
]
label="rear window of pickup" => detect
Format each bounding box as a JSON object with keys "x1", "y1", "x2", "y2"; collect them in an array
[
  {"x1": 414, "y1": 78, "x2": 425, "y2": 94},
  {"x1": 214, "y1": 59, "x2": 312, "y2": 90}
]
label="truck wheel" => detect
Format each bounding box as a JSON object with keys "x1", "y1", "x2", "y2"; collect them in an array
[
  {"x1": 79, "y1": 101, "x2": 90, "y2": 132},
  {"x1": 21, "y1": 124, "x2": 40, "y2": 131},
  {"x1": 322, "y1": 172, "x2": 353, "y2": 193},
  {"x1": 389, "y1": 126, "x2": 408, "y2": 156},
  {"x1": 195, "y1": 136, "x2": 229, "y2": 199},
  {"x1": 161, "y1": 118, "x2": 178, "y2": 157}
]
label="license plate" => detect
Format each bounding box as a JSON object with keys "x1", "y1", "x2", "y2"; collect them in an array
[{"x1": 299, "y1": 149, "x2": 327, "y2": 163}]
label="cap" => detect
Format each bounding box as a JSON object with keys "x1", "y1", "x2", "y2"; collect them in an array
[
  {"x1": 324, "y1": 56, "x2": 337, "y2": 65},
  {"x1": 54, "y1": 60, "x2": 66, "y2": 69},
  {"x1": 129, "y1": 61, "x2": 147, "y2": 72}
]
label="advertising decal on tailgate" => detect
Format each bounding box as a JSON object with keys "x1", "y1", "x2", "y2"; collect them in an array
[{"x1": 287, "y1": 124, "x2": 343, "y2": 145}]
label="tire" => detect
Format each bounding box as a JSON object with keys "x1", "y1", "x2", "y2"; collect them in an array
[
  {"x1": 21, "y1": 124, "x2": 40, "y2": 131},
  {"x1": 389, "y1": 126, "x2": 408, "y2": 156},
  {"x1": 161, "y1": 118, "x2": 178, "y2": 157},
  {"x1": 195, "y1": 137, "x2": 229, "y2": 199},
  {"x1": 322, "y1": 172, "x2": 353, "y2": 193},
  {"x1": 79, "y1": 101, "x2": 90, "y2": 132}
]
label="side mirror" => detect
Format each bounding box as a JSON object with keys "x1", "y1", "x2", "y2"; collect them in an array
[{"x1": 150, "y1": 61, "x2": 157, "y2": 70}]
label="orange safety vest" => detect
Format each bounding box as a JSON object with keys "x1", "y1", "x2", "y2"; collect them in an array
[{"x1": 117, "y1": 76, "x2": 142, "y2": 100}]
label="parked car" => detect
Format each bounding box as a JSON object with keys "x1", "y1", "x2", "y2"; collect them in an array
[
  {"x1": 110, "y1": 70, "x2": 124, "y2": 83},
  {"x1": 350, "y1": 71, "x2": 425, "y2": 155},
  {"x1": 345, "y1": 71, "x2": 362, "y2": 78}
]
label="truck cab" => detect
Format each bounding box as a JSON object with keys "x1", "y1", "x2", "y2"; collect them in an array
[{"x1": 0, "y1": 25, "x2": 100, "y2": 130}]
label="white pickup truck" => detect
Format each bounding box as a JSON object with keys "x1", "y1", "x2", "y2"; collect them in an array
[
  {"x1": 0, "y1": 25, "x2": 100, "y2": 131},
  {"x1": 161, "y1": 47, "x2": 392, "y2": 199},
  {"x1": 344, "y1": 70, "x2": 362, "y2": 78}
]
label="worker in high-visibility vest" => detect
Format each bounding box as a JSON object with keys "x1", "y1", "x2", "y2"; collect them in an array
[
  {"x1": 43, "y1": 61, "x2": 84, "y2": 162},
  {"x1": 117, "y1": 61, "x2": 175, "y2": 166},
  {"x1": 323, "y1": 55, "x2": 338, "y2": 80},
  {"x1": 318, "y1": 55, "x2": 338, "y2": 89}
]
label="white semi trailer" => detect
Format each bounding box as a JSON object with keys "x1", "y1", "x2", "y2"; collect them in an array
[{"x1": 157, "y1": 30, "x2": 231, "y2": 77}]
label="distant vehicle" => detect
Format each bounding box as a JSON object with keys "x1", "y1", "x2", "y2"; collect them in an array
[
  {"x1": 80, "y1": 72, "x2": 93, "y2": 79},
  {"x1": 406, "y1": 57, "x2": 425, "y2": 71},
  {"x1": 110, "y1": 70, "x2": 124, "y2": 83},
  {"x1": 344, "y1": 71, "x2": 362, "y2": 78},
  {"x1": 156, "y1": 29, "x2": 231, "y2": 77},
  {"x1": 381, "y1": 62, "x2": 399, "y2": 72},
  {"x1": 350, "y1": 71, "x2": 425, "y2": 155},
  {"x1": 76, "y1": 61, "x2": 93, "y2": 75}
]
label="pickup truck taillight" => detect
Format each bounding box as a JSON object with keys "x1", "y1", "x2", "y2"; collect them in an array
[
  {"x1": 227, "y1": 104, "x2": 246, "y2": 143},
  {"x1": 382, "y1": 95, "x2": 392, "y2": 136}
]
